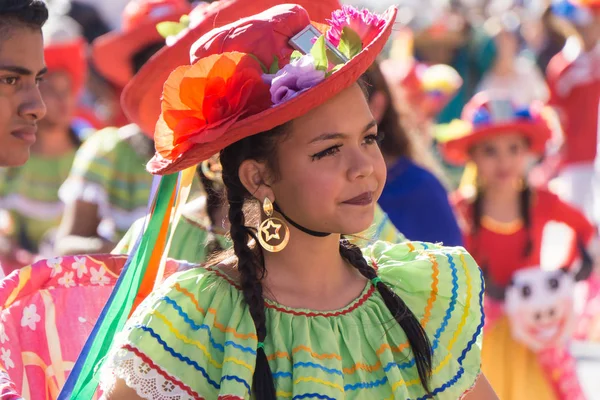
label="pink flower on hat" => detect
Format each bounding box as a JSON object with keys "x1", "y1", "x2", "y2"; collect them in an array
[
  {"x1": 326, "y1": 5, "x2": 386, "y2": 47},
  {"x1": 263, "y1": 55, "x2": 326, "y2": 105}
]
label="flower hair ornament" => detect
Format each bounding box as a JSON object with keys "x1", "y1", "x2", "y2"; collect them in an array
[{"x1": 60, "y1": 5, "x2": 396, "y2": 399}]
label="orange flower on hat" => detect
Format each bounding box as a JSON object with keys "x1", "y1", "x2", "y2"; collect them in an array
[{"x1": 155, "y1": 52, "x2": 272, "y2": 161}]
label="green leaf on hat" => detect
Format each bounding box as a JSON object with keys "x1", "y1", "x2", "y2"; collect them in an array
[
  {"x1": 290, "y1": 50, "x2": 303, "y2": 62},
  {"x1": 248, "y1": 54, "x2": 269, "y2": 74},
  {"x1": 326, "y1": 63, "x2": 345, "y2": 77},
  {"x1": 269, "y1": 56, "x2": 280, "y2": 74},
  {"x1": 156, "y1": 21, "x2": 184, "y2": 39},
  {"x1": 338, "y1": 27, "x2": 362, "y2": 59},
  {"x1": 179, "y1": 14, "x2": 190, "y2": 27},
  {"x1": 310, "y1": 35, "x2": 329, "y2": 72}
]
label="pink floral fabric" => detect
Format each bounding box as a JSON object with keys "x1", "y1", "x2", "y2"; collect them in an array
[{"x1": 0, "y1": 255, "x2": 184, "y2": 399}]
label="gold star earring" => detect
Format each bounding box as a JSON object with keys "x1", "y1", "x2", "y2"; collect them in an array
[{"x1": 257, "y1": 197, "x2": 289, "y2": 252}]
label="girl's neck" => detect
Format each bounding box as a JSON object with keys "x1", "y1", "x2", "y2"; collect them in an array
[
  {"x1": 261, "y1": 228, "x2": 365, "y2": 310},
  {"x1": 480, "y1": 186, "x2": 522, "y2": 223}
]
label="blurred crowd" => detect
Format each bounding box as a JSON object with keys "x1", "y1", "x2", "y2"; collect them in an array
[{"x1": 0, "y1": 0, "x2": 599, "y2": 398}]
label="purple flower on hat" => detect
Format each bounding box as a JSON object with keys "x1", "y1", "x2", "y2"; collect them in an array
[
  {"x1": 263, "y1": 55, "x2": 326, "y2": 105},
  {"x1": 326, "y1": 5, "x2": 386, "y2": 47}
]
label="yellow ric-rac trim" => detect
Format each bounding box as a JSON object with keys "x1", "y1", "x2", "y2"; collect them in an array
[
  {"x1": 149, "y1": 310, "x2": 254, "y2": 372},
  {"x1": 293, "y1": 377, "x2": 344, "y2": 392},
  {"x1": 481, "y1": 216, "x2": 523, "y2": 235},
  {"x1": 446, "y1": 253, "x2": 473, "y2": 352}
]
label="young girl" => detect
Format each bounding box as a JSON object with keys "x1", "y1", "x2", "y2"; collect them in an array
[
  {"x1": 441, "y1": 92, "x2": 596, "y2": 399},
  {"x1": 0, "y1": 14, "x2": 85, "y2": 274},
  {"x1": 61, "y1": 4, "x2": 494, "y2": 399},
  {"x1": 112, "y1": 0, "x2": 405, "y2": 264}
]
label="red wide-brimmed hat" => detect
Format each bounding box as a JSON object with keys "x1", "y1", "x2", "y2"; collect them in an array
[
  {"x1": 42, "y1": 14, "x2": 87, "y2": 95},
  {"x1": 122, "y1": 0, "x2": 343, "y2": 136},
  {"x1": 91, "y1": 0, "x2": 191, "y2": 88},
  {"x1": 146, "y1": 4, "x2": 397, "y2": 175},
  {"x1": 439, "y1": 92, "x2": 552, "y2": 165}
]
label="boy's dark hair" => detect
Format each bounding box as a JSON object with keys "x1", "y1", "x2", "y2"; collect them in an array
[{"x1": 0, "y1": 0, "x2": 49, "y2": 37}]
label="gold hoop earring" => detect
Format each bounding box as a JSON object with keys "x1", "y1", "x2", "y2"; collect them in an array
[{"x1": 257, "y1": 198, "x2": 289, "y2": 252}]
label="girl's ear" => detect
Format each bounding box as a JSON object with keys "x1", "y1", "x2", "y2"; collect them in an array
[{"x1": 238, "y1": 159, "x2": 275, "y2": 203}]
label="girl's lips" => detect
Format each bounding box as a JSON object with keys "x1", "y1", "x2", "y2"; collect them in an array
[
  {"x1": 11, "y1": 126, "x2": 37, "y2": 145},
  {"x1": 342, "y1": 192, "x2": 373, "y2": 206}
]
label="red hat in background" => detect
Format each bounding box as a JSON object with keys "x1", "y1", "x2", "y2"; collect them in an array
[
  {"x1": 92, "y1": 0, "x2": 191, "y2": 88},
  {"x1": 42, "y1": 14, "x2": 87, "y2": 95},
  {"x1": 439, "y1": 92, "x2": 552, "y2": 165},
  {"x1": 122, "y1": 0, "x2": 343, "y2": 136},
  {"x1": 146, "y1": 3, "x2": 397, "y2": 175}
]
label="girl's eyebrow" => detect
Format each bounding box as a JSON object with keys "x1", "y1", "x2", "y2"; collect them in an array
[
  {"x1": 308, "y1": 120, "x2": 377, "y2": 144},
  {"x1": 0, "y1": 64, "x2": 48, "y2": 77}
]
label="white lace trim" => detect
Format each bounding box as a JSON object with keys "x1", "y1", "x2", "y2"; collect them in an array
[{"x1": 100, "y1": 347, "x2": 194, "y2": 400}]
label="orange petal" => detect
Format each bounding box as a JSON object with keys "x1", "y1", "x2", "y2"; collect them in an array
[
  {"x1": 163, "y1": 109, "x2": 203, "y2": 132},
  {"x1": 206, "y1": 52, "x2": 253, "y2": 81},
  {"x1": 179, "y1": 77, "x2": 207, "y2": 111},
  {"x1": 161, "y1": 65, "x2": 193, "y2": 113},
  {"x1": 154, "y1": 114, "x2": 176, "y2": 159}
]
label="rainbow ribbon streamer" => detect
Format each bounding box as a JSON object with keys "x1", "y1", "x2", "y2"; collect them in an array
[{"x1": 58, "y1": 167, "x2": 195, "y2": 399}]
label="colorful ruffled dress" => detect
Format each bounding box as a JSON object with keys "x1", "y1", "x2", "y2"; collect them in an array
[
  {"x1": 454, "y1": 188, "x2": 595, "y2": 400},
  {"x1": 58, "y1": 125, "x2": 155, "y2": 243},
  {"x1": 0, "y1": 150, "x2": 76, "y2": 253},
  {"x1": 99, "y1": 241, "x2": 484, "y2": 399}
]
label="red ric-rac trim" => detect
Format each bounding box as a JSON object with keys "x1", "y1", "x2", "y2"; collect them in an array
[
  {"x1": 371, "y1": 257, "x2": 379, "y2": 271},
  {"x1": 203, "y1": 263, "x2": 377, "y2": 316},
  {"x1": 123, "y1": 345, "x2": 206, "y2": 400},
  {"x1": 264, "y1": 285, "x2": 376, "y2": 317}
]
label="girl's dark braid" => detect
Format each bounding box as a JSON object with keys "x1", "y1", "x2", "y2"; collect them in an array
[
  {"x1": 338, "y1": 239, "x2": 432, "y2": 393},
  {"x1": 520, "y1": 185, "x2": 533, "y2": 257},
  {"x1": 199, "y1": 171, "x2": 225, "y2": 255},
  {"x1": 221, "y1": 151, "x2": 277, "y2": 399}
]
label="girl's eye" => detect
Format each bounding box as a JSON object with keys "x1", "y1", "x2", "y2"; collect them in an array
[
  {"x1": 35, "y1": 76, "x2": 45, "y2": 86},
  {"x1": 483, "y1": 146, "x2": 497, "y2": 157},
  {"x1": 311, "y1": 145, "x2": 342, "y2": 161},
  {"x1": 1, "y1": 76, "x2": 19, "y2": 86},
  {"x1": 363, "y1": 132, "x2": 382, "y2": 145},
  {"x1": 509, "y1": 143, "x2": 520, "y2": 154}
]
